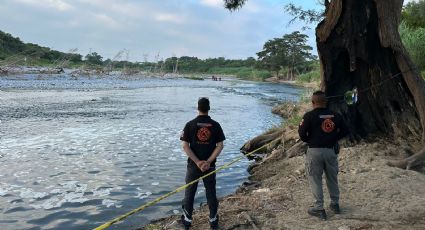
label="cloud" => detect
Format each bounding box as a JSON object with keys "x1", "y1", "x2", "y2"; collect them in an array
[
  {"x1": 92, "y1": 13, "x2": 121, "y2": 29},
  {"x1": 0, "y1": 0, "x2": 318, "y2": 61},
  {"x1": 154, "y1": 13, "x2": 186, "y2": 24},
  {"x1": 200, "y1": 0, "x2": 223, "y2": 8},
  {"x1": 15, "y1": 0, "x2": 74, "y2": 11}
]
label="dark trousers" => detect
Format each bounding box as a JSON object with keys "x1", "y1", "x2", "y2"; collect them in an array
[{"x1": 182, "y1": 164, "x2": 218, "y2": 219}]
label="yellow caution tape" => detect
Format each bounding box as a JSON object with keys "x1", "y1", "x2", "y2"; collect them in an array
[{"x1": 94, "y1": 138, "x2": 280, "y2": 230}]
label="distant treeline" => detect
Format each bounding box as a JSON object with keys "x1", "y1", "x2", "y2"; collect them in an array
[
  {"x1": 0, "y1": 29, "x2": 318, "y2": 81},
  {"x1": 2, "y1": 0, "x2": 425, "y2": 80}
]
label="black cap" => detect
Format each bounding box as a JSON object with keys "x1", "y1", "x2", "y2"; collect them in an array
[{"x1": 198, "y1": 97, "x2": 210, "y2": 112}]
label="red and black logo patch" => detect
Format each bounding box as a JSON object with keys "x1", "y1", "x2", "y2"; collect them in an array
[
  {"x1": 197, "y1": 127, "x2": 211, "y2": 142},
  {"x1": 321, "y1": 118, "x2": 335, "y2": 133}
]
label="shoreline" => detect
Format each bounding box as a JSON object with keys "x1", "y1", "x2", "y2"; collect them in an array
[{"x1": 264, "y1": 76, "x2": 319, "y2": 89}]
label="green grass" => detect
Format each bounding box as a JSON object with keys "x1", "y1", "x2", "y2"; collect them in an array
[{"x1": 296, "y1": 69, "x2": 320, "y2": 83}]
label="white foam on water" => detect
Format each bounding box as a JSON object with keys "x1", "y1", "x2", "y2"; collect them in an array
[
  {"x1": 61, "y1": 181, "x2": 79, "y2": 190},
  {"x1": 30, "y1": 197, "x2": 63, "y2": 210},
  {"x1": 173, "y1": 210, "x2": 180, "y2": 214},
  {"x1": 19, "y1": 188, "x2": 48, "y2": 199},
  {"x1": 136, "y1": 191, "x2": 152, "y2": 199},
  {"x1": 102, "y1": 199, "x2": 121, "y2": 208},
  {"x1": 151, "y1": 182, "x2": 159, "y2": 186},
  {"x1": 75, "y1": 184, "x2": 87, "y2": 193},
  {"x1": 0, "y1": 188, "x2": 9, "y2": 196},
  {"x1": 64, "y1": 192, "x2": 88, "y2": 203},
  {"x1": 92, "y1": 188, "x2": 111, "y2": 197},
  {"x1": 49, "y1": 189, "x2": 62, "y2": 194}
]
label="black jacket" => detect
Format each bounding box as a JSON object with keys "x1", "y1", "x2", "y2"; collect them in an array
[{"x1": 298, "y1": 108, "x2": 349, "y2": 148}]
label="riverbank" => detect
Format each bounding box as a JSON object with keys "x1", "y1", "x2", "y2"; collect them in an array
[
  {"x1": 141, "y1": 83, "x2": 425, "y2": 230},
  {"x1": 265, "y1": 76, "x2": 320, "y2": 89}
]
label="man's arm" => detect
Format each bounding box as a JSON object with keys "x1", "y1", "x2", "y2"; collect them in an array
[
  {"x1": 207, "y1": 141, "x2": 224, "y2": 164},
  {"x1": 298, "y1": 113, "x2": 310, "y2": 142},
  {"x1": 182, "y1": 141, "x2": 206, "y2": 170}
]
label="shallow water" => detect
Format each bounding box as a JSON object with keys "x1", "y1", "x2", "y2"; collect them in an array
[{"x1": 0, "y1": 75, "x2": 301, "y2": 229}]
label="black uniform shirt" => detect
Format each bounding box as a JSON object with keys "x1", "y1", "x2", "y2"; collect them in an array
[
  {"x1": 180, "y1": 115, "x2": 225, "y2": 167},
  {"x1": 298, "y1": 108, "x2": 349, "y2": 148}
]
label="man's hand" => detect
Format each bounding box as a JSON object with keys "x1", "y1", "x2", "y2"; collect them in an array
[
  {"x1": 201, "y1": 161, "x2": 211, "y2": 172},
  {"x1": 196, "y1": 160, "x2": 208, "y2": 172}
]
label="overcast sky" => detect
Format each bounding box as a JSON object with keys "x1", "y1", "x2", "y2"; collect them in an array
[{"x1": 0, "y1": 0, "x2": 323, "y2": 61}]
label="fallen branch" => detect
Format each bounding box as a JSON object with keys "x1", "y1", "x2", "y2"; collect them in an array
[{"x1": 242, "y1": 212, "x2": 259, "y2": 230}]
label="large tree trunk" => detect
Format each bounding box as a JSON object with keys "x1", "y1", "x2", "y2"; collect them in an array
[{"x1": 316, "y1": 0, "x2": 425, "y2": 168}]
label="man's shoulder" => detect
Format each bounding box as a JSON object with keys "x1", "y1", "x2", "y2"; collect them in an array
[
  {"x1": 208, "y1": 118, "x2": 223, "y2": 128},
  {"x1": 185, "y1": 117, "x2": 198, "y2": 126},
  {"x1": 303, "y1": 109, "x2": 315, "y2": 118}
]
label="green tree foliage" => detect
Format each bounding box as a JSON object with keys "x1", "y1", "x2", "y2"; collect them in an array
[
  {"x1": 85, "y1": 52, "x2": 103, "y2": 66},
  {"x1": 256, "y1": 31, "x2": 314, "y2": 79},
  {"x1": 402, "y1": 0, "x2": 425, "y2": 29},
  {"x1": 399, "y1": 22, "x2": 425, "y2": 70},
  {"x1": 0, "y1": 30, "x2": 82, "y2": 64},
  {"x1": 162, "y1": 56, "x2": 257, "y2": 73},
  {"x1": 400, "y1": 1, "x2": 425, "y2": 71}
]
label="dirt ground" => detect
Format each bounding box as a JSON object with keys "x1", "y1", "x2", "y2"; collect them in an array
[
  {"x1": 141, "y1": 101, "x2": 425, "y2": 230},
  {"x1": 142, "y1": 138, "x2": 425, "y2": 230}
]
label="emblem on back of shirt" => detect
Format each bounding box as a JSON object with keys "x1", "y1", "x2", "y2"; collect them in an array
[
  {"x1": 321, "y1": 118, "x2": 335, "y2": 133},
  {"x1": 197, "y1": 127, "x2": 211, "y2": 142}
]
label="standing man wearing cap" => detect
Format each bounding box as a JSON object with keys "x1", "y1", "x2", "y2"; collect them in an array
[
  {"x1": 180, "y1": 97, "x2": 225, "y2": 229},
  {"x1": 298, "y1": 91, "x2": 349, "y2": 220}
]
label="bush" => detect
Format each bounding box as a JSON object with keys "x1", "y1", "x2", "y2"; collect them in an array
[
  {"x1": 400, "y1": 22, "x2": 425, "y2": 71},
  {"x1": 296, "y1": 69, "x2": 320, "y2": 83},
  {"x1": 284, "y1": 114, "x2": 303, "y2": 128},
  {"x1": 422, "y1": 71, "x2": 425, "y2": 79}
]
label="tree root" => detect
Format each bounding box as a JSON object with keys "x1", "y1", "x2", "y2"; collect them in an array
[
  {"x1": 387, "y1": 146, "x2": 425, "y2": 170},
  {"x1": 240, "y1": 129, "x2": 284, "y2": 159}
]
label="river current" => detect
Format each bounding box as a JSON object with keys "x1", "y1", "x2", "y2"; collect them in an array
[{"x1": 0, "y1": 75, "x2": 301, "y2": 229}]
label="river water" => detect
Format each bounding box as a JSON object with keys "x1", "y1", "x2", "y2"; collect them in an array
[{"x1": 0, "y1": 75, "x2": 301, "y2": 229}]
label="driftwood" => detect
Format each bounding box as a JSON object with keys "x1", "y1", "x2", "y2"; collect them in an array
[
  {"x1": 387, "y1": 147, "x2": 425, "y2": 170},
  {"x1": 242, "y1": 212, "x2": 259, "y2": 230},
  {"x1": 240, "y1": 129, "x2": 284, "y2": 160},
  {"x1": 286, "y1": 141, "x2": 308, "y2": 158}
]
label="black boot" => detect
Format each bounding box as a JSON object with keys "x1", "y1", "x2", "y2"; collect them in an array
[
  {"x1": 209, "y1": 214, "x2": 219, "y2": 230},
  {"x1": 181, "y1": 214, "x2": 192, "y2": 229},
  {"x1": 308, "y1": 208, "x2": 327, "y2": 220},
  {"x1": 181, "y1": 207, "x2": 192, "y2": 229},
  {"x1": 330, "y1": 203, "x2": 341, "y2": 214}
]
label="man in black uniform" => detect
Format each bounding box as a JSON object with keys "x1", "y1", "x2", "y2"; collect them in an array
[
  {"x1": 180, "y1": 97, "x2": 225, "y2": 229},
  {"x1": 298, "y1": 91, "x2": 349, "y2": 220}
]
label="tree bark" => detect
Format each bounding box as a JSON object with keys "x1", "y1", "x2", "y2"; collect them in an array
[{"x1": 316, "y1": 0, "x2": 425, "y2": 168}]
